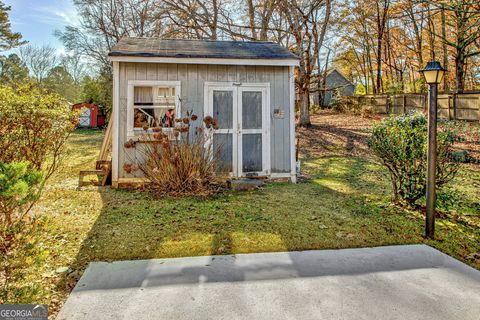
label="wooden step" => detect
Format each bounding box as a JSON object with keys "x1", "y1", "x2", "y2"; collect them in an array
[
  {"x1": 80, "y1": 169, "x2": 106, "y2": 176},
  {"x1": 78, "y1": 160, "x2": 112, "y2": 187},
  {"x1": 78, "y1": 112, "x2": 113, "y2": 188}
]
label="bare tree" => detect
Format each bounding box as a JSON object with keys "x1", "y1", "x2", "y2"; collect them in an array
[
  {"x1": 18, "y1": 44, "x2": 58, "y2": 83},
  {"x1": 161, "y1": 0, "x2": 221, "y2": 39},
  {"x1": 432, "y1": 1, "x2": 480, "y2": 93},
  {"x1": 57, "y1": 0, "x2": 164, "y2": 71},
  {"x1": 374, "y1": 0, "x2": 390, "y2": 94},
  {"x1": 61, "y1": 54, "x2": 87, "y2": 85},
  {"x1": 243, "y1": 0, "x2": 278, "y2": 40},
  {"x1": 280, "y1": 0, "x2": 329, "y2": 126}
]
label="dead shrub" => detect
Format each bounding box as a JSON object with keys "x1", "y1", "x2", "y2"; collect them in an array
[
  {"x1": 125, "y1": 115, "x2": 222, "y2": 196},
  {"x1": 333, "y1": 96, "x2": 375, "y2": 117}
]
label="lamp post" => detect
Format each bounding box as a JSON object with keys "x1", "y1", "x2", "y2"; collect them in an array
[{"x1": 420, "y1": 61, "x2": 446, "y2": 239}]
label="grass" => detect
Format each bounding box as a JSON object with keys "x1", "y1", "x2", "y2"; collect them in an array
[{"x1": 2, "y1": 117, "x2": 480, "y2": 317}]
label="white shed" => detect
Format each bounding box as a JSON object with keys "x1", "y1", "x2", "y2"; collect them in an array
[{"x1": 108, "y1": 38, "x2": 299, "y2": 187}]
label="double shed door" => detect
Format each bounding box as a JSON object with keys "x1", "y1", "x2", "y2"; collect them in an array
[{"x1": 206, "y1": 83, "x2": 270, "y2": 177}]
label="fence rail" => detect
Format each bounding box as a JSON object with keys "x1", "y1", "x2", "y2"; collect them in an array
[{"x1": 352, "y1": 92, "x2": 480, "y2": 121}]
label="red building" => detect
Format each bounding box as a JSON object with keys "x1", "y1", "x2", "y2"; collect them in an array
[{"x1": 72, "y1": 103, "x2": 106, "y2": 128}]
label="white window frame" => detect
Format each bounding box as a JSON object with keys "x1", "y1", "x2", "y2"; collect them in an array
[{"x1": 127, "y1": 80, "x2": 181, "y2": 138}]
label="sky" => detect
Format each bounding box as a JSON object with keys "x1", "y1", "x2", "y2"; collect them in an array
[{"x1": 4, "y1": 0, "x2": 78, "y2": 54}]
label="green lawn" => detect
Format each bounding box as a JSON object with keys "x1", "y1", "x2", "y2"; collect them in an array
[{"x1": 3, "y1": 124, "x2": 480, "y2": 315}]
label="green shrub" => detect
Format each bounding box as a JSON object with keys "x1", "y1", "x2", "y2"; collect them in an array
[
  {"x1": 0, "y1": 163, "x2": 48, "y2": 303},
  {"x1": 0, "y1": 83, "x2": 76, "y2": 256},
  {"x1": 368, "y1": 113, "x2": 459, "y2": 206},
  {"x1": 0, "y1": 83, "x2": 78, "y2": 176},
  {"x1": 0, "y1": 161, "x2": 42, "y2": 228}
]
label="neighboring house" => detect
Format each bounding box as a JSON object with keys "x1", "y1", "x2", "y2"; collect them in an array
[
  {"x1": 311, "y1": 69, "x2": 356, "y2": 106},
  {"x1": 108, "y1": 38, "x2": 300, "y2": 187},
  {"x1": 72, "y1": 103, "x2": 106, "y2": 128}
]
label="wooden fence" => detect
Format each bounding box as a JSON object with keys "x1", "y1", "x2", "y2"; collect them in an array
[{"x1": 352, "y1": 92, "x2": 480, "y2": 121}]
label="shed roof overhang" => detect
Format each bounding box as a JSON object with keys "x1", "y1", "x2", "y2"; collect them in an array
[
  {"x1": 108, "y1": 55, "x2": 299, "y2": 66},
  {"x1": 108, "y1": 38, "x2": 300, "y2": 67}
]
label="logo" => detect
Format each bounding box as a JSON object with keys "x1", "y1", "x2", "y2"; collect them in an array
[{"x1": 0, "y1": 304, "x2": 48, "y2": 320}]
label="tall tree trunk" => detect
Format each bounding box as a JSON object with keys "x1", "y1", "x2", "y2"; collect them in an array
[
  {"x1": 247, "y1": 0, "x2": 257, "y2": 39},
  {"x1": 299, "y1": 86, "x2": 311, "y2": 126},
  {"x1": 455, "y1": 48, "x2": 465, "y2": 93},
  {"x1": 375, "y1": 38, "x2": 383, "y2": 94},
  {"x1": 375, "y1": 0, "x2": 389, "y2": 94},
  {"x1": 441, "y1": 7, "x2": 449, "y2": 92},
  {"x1": 319, "y1": 49, "x2": 330, "y2": 108}
]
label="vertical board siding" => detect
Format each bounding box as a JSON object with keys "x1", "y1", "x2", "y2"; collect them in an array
[
  {"x1": 196, "y1": 65, "x2": 208, "y2": 135},
  {"x1": 217, "y1": 65, "x2": 227, "y2": 81},
  {"x1": 275, "y1": 66, "x2": 286, "y2": 172},
  {"x1": 227, "y1": 65, "x2": 237, "y2": 82},
  {"x1": 167, "y1": 64, "x2": 178, "y2": 80},
  {"x1": 238, "y1": 65, "x2": 247, "y2": 82},
  {"x1": 123, "y1": 63, "x2": 136, "y2": 178},
  {"x1": 146, "y1": 63, "x2": 157, "y2": 80},
  {"x1": 207, "y1": 65, "x2": 218, "y2": 81},
  {"x1": 185, "y1": 64, "x2": 199, "y2": 115},
  {"x1": 117, "y1": 62, "x2": 292, "y2": 178},
  {"x1": 157, "y1": 64, "x2": 167, "y2": 80},
  {"x1": 268, "y1": 66, "x2": 276, "y2": 172}
]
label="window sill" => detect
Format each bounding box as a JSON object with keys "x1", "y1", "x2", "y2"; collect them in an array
[{"x1": 126, "y1": 128, "x2": 178, "y2": 141}]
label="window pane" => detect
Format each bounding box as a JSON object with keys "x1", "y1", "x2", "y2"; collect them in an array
[
  {"x1": 242, "y1": 91, "x2": 262, "y2": 129},
  {"x1": 242, "y1": 134, "x2": 262, "y2": 172},
  {"x1": 154, "y1": 87, "x2": 176, "y2": 107},
  {"x1": 134, "y1": 108, "x2": 175, "y2": 129},
  {"x1": 213, "y1": 90, "x2": 233, "y2": 129},
  {"x1": 213, "y1": 133, "x2": 233, "y2": 173},
  {"x1": 134, "y1": 87, "x2": 153, "y2": 105},
  {"x1": 133, "y1": 85, "x2": 176, "y2": 130}
]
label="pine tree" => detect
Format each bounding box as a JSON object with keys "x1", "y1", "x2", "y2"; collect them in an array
[{"x1": 0, "y1": 1, "x2": 25, "y2": 51}]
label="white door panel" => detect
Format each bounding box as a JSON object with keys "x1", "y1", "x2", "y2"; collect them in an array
[{"x1": 205, "y1": 83, "x2": 270, "y2": 177}]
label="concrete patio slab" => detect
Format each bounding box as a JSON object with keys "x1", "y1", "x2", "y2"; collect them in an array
[{"x1": 57, "y1": 245, "x2": 480, "y2": 320}]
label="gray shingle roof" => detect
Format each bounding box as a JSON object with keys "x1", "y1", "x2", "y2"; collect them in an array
[{"x1": 109, "y1": 38, "x2": 300, "y2": 60}]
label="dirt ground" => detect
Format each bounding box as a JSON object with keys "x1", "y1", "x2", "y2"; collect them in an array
[
  {"x1": 297, "y1": 110, "x2": 480, "y2": 162},
  {"x1": 297, "y1": 111, "x2": 381, "y2": 159}
]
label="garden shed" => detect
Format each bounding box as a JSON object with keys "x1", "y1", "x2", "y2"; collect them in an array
[
  {"x1": 310, "y1": 69, "x2": 356, "y2": 106},
  {"x1": 108, "y1": 38, "x2": 299, "y2": 188},
  {"x1": 72, "y1": 103, "x2": 106, "y2": 128}
]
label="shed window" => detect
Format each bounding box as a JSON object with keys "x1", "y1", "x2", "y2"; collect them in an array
[
  {"x1": 127, "y1": 81, "x2": 181, "y2": 137},
  {"x1": 133, "y1": 86, "x2": 176, "y2": 129}
]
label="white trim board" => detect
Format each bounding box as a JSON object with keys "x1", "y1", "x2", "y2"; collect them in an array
[
  {"x1": 109, "y1": 56, "x2": 299, "y2": 67},
  {"x1": 112, "y1": 61, "x2": 120, "y2": 186},
  {"x1": 204, "y1": 82, "x2": 271, "y2": 88},
  {"x1": 289, "y1": 66, "x2": 297, "y2": 183}
]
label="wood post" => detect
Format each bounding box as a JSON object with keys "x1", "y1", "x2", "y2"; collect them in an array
[
  {"x1": 98, "y1": 116, "x2": 113, "y2": 161},
  {"x1": 453, "y1": 93, "x2": 457, "y2": 120},
  {"x1": 447, "y1": 95, "x2": 451, "y2": 120},
  {"x1": 403, "y1": 94, "x2": 407, "y2": 115}
]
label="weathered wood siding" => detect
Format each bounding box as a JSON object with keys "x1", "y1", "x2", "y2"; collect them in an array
[{"x1": 117, "y1": 62, "x2": 291, "y2": 179}]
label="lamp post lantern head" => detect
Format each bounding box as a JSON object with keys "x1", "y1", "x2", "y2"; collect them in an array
[{"x1": 420, "y1": 61, "x2": 446, "y2": 85}]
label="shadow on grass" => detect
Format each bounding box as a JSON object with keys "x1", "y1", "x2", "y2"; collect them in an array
[{"x1": 55, "y1": 155, "x2": 436, "y2": 296}]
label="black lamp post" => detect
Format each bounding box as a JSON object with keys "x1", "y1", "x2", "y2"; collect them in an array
[{"x1": 420, "y1": 61, "x2": 446, "y2": 239}]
